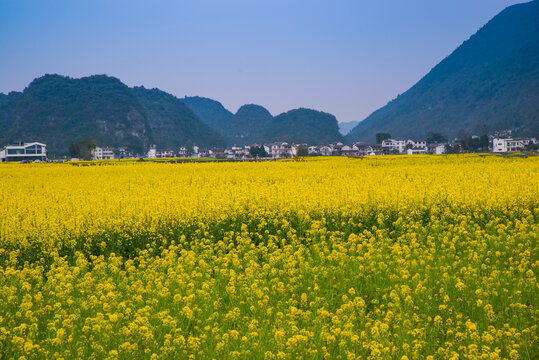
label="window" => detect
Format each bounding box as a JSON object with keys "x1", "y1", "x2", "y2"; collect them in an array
[
  {"x1": 7, "y1": 148, "x2": 24, "y2": 155},
  {"x1": 25, "y1": 145, "x2": 37, "y2": 154}
]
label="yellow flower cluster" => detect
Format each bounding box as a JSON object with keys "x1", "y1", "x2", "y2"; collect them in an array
[{"x1": 0, "y1": 155, "x2": 537, "y2": 359}]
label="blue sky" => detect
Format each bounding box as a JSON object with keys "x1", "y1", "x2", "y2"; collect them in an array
[{"x1": 0, "y1": 0, "x2": 525, "y2": 123}]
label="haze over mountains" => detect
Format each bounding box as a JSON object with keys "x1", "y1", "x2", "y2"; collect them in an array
[
  {"x1": 347, "y1": 0, "x2": 539, "y2": 142},
  {"x1": 338, "y1": 121, "x2": 359, "y2": 136},
  {"x1": 1, "y1": 1, "x2": 537, "y2": 155}
]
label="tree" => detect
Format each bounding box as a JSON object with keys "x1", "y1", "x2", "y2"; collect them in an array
[
  {"x1": 458, "y1": 134, "x2": 489, "y2": 152},
  {"x1": 445, "y1": 144, "x2": 461, "y2": 154},
  {"x1": 78, "y1": 138, "x2": 97, "y2": 160},
  {"x1": 296, "y1": 145, "x2": 309, "y2": 157},
  {"x1": 426, "y1": 132, "x2": 448, "y2": 144},
  {"x1": 69, "y1": 137, "x2": 96, "y2": 160},
  {"x1": 376, "y1": 132, "x2": 391, "y2": 144},
  {"x1": 249, "y1": 146, "x2": 268, "y2": 158},
  {"x1": 185, "y1": 140, "x2": 194, "y2": 157},
  {"x1": 248, "y1": 146, "x2": 258, "y2": 158},
  {"x1": 69, "y1": 142, "x2": 81, "y2": 158}
]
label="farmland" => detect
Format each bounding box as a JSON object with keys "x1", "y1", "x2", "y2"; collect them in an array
[{"x1": 0, "y1": 155, "x2": 537, "y2": 359}]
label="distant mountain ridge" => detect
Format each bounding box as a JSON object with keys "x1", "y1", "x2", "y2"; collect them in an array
[
  {"x1": 133, "y1": 87, "x2": 226, "y2": 148},
  {"x1": 182, "y1": 100, "x2": 344, "y2": 145},
  {"x1": 347, "y1": 0, "x2": 539, "y2": 142},
  {"x1": 338, "y1": 121, "x2": 359, "y2": 136},
  {"x1": 265, "y1": 108, "x2": 344, "y2": 144},
  {"x1": 0, "y1": 91, "x2": 21, "y2": 144},
  {"x1": 226, "y1": 104, "x2": 273, "y2": 145},
  {"x1": 0, "y1": 75, "x2": 230, "y2": 155},
  {"x1": 0, "y1": 75, "x2": 344, "y2": 154},
  {"x1": 181, "y1": 96, "x2": 233, "y2": 135},
  {"x1": 3, "y1": 74, "x2": 153, "y2": 156}
]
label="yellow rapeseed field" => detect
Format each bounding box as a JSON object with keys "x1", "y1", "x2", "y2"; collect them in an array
[{"x1": 0, "y1": 155, "x2": 537, "y2": 359}]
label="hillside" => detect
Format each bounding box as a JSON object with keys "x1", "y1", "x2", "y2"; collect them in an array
[
  {"x1": 347, "y1": 0, "x2": 539, "y2": 142},
  {"x1": 181, "y1": 96, "x2": 233, "y2": 135},
  {"x1": 265, "y1": 108, "x2": 344, "y2": 144},
  {"x1": 6, "y1": 75, "x2": 153, "y2": 156},
  {"x1": 0, "y1": 91, "x2": 21, "y2": 144},
  {"x1": 338, "y1": 121, "x2": 359, "y2": 136},
  {"x1": 133, "y1": 87, "x2": 226, "y2": 148},
  {"x1": 226, "y1": 104, "x2": 273, "y2": 145}
]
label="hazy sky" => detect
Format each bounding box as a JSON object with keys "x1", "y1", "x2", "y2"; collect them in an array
[{"x1": 0, "y1": 0, "x2": 525, "y2": 123}]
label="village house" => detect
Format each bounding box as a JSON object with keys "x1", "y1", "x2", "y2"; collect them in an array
[
  {"x1": 92, "y1": 146, "x2": 116, "y2": 160},
  {"x1": 406, "y1": 146, "x2": 428, "y2": 155},
  {"x1": 319, "y1": 146, "x2": 332, "y2": 156},
  {"x1": 428, "y1": 143, "x2": 446, "y2": 155},
  {"x1": 147, "y1": 147, "x2": 157, "y2": 158},
  {"x1": 155, "y1": 149, "x2": 175, "y2": 158},
  {"x1": 492, "y1": 138, "x2": 535, "y2": 152},
  {"x1": 341, "y1": 145, "x2": 360, "y2": 156},
  {"x1": 267, "y1": 142, "x2": 294, "y2": 158},
  {"x1": 0, "y1": 142, "x2": 47, "y2": 162},
  {"x1": 381, "y1": 138, "x2": 406, "y2": 153},
  {"x1": 211, "y1": 148, "x2": 225, "y2": 158},
  {"x1": 117, "y1": 147, "x2": 131, "y2": 159},
  {"x1": 406, "y1": 139, "x2": 427, "y2": 149}
]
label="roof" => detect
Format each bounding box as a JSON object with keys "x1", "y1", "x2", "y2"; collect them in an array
[{"x1": 1, "y1": 142, "x2": 46, "y2": 151}]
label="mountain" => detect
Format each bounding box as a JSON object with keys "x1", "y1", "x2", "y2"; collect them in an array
[
  {"x1": 6, "y1": 74, "x2": 153, "y2": 156},
  {"x1": 133, "y1": 87, "x2": 226, "y2": 148},
  {"x1": 181, "y1": 96, "x2": 234, "y2": 135},
  {"x1": 265, "y1": 108, "x2": 344, "y2": 144},
  {"x1": 0, "y1": 91, "x2": 21, "y2": 144},
  {"x1": 226, "y1": 104, "x2": 273, "y2": 145},
  {"x1": 338, "y1": 121, "x2": 359, "y2": 136},
  {"x1": 347, "y1": 0, "x2": 539, "y2": 142}
]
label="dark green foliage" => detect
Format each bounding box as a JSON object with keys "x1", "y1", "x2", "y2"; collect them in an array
[
  {"x1": 264, "y1": 108, "x2": 344, "y2": 145},
  {"x1": 426, "y1": 132, "x2": 448, "y2": 144},
  {"x1": 458, "y1": 134, "x2": 490, "y2": 152},
  {"x1": 248, "y1": 145, "x2": 268, "y2": 158},
  {"x1": 0, "y1": 75, "x2": 231, "y2": 156},
  {"x1": 185, "y1": 139, "x2": 194, "y2": 157},
  {"x1": 296, "y1": 145, "x2": 309, "y2": 157},
  {"x1": 347, "y1": 1, "x2": 539, "y2": 142},
  {"x1": 182, "y1": 98, "x2": 344, "y2": 145},
  {"x1": 69, "y1": 137, "x2": 96, "y2": 160},
  {"x1": 133, "y1": 87, "x2": 226, "y2": 149},
  {"x1": 445, "y1": 144, "x2": 461, "y2": 154},
  {"x1": 376, "y1": 132, "x2": 391, "y2": 144},
  {"x1": 227, "y1": 104, "x2": 273, "y2": 145},
  {"x1": 0, "y1": 92, "x2": 21, "y2": 144},
  {"x1": 181, "y1": 96, "x2": 233, "y2": 135},
  {"x1": 3, "y1": 74, "x2": 153, "y2": 156}
]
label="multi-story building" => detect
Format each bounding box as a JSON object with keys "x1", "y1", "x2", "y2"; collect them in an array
[
  {"x1": 267, "y1": 142, "x2": 294, "y2": 158},
  {"x1": 0, "y1": 142, "x2": 47, "y2": 162},
  {"x1": 406, "y1": 147, "x2": 428, "y2": 155},
  {"x1": 492, "y1": 138, "x2": 534, "y2": 153},
  {"x1": 407, "y1": 139, "x2": 427, "y2": 150},
  {"x1": 156, "y1": 150, "x2": 175, "y2": 158},
  {"x1": 381, "y1": 139, "x2": 406, "y2": 153},
  {"x1": 93, "y1": 146, "x2": 115, "y2": 160}
]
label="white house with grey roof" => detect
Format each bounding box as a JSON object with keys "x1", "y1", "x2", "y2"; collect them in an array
[{"x1": 0, "y1": 142, "x2": 47, "y2": 162}]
